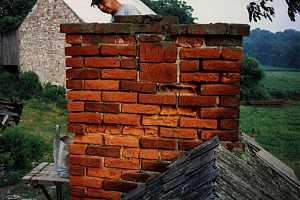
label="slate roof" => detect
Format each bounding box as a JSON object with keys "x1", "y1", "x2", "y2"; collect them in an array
[
  {"x1": 123, "y1": 135, "x2": 300, "y2": 200},
  {"x1": 123, "y1": 137, "x2": 219, "y2": 200},
  {"x1": 62, "y1": 0, "x2": 156, "y2": 23}
]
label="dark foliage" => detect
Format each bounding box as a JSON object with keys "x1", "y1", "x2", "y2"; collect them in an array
[
  {"x1": 241, "y1": 57, "x2": 269, "y2": 100},
  {"x1": 247, "y1": 0, "x2": 300, "y2": 22},
  {"x1": 244, "y1": 28, "x2": 300, "y2": 67},
  {"x1": 0, "y1": 0, "x2": 37, "y2": 32},
  {"x1": 141, "y1": 0, "x2": 196, "y2": 23},
  {"x1": 0, "y1": 126, "x2": 47, "y2": 171}
]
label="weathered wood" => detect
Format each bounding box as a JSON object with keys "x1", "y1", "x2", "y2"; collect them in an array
[
  {"x1": 0, "y1": 30, "x2": 19, "y2": 66},
  {"x1": 23, "y1": 162, "x2": 69, "y2": 185}
]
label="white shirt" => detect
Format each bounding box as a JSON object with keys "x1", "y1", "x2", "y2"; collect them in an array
[{"x1": 112, "y1": 4, "x2": 141, "y2": 22}]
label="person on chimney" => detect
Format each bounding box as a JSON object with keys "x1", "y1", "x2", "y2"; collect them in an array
[{"x1": 91, "y1": 0, "x2": 141, "y2": 21}]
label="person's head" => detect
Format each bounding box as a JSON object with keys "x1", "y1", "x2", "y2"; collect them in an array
[{"x1": 91, "y1": 0, "x2": 121, "y2": 15}]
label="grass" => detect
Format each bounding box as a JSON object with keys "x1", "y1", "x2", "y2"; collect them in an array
[
  {"x1": 240, "y1": 102, "x2": 300, "y2": 178},
  {"x1": 261, "y1": 70, "x2": 300, "y2": 98}
]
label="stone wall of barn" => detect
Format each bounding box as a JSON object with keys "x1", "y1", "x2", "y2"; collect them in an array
[
  {"x1": 61, "y1": 16, "x2": 249, "y2": 199},
  {"x1": 19, "y1": 0, "x2": 81, "y2": 85}
]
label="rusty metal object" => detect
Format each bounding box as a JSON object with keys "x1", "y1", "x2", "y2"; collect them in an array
[{"x1": 0, "y1": 100, "x2": 23, "y2": 129}]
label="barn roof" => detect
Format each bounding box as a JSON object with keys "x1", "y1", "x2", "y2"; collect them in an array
[{"x1": 62, "y1": 0, "x2": 156, "y2": 23}]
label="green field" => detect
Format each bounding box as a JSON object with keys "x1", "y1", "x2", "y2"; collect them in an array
[{"x1": 261, "y1": 70, "x2": 300, "y2": 97}]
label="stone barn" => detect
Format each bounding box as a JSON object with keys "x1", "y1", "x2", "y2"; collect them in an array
[{"x1": 18, "y1": 0, "x2": 155, "y2": 85}]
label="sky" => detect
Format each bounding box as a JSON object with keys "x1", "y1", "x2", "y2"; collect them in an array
[
  {"x1": 63, "y1": 0, "x2": 300, "y2": 33},
  {"x1": 184, "y1": 0, "x2": 300, "y2": 32}
]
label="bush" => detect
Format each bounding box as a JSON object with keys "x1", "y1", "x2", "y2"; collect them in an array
[
  {"x1": 42, "y1": 83, "x2": 67, "y2": 108},
  {"x1": 0, "y1": 71, "x2": 19, "y2": 101},
  {"x1": 18, "y1": 71, "x2": 43, "y2": 99},
  {"x1": 0, "y1": 126, "x2": 47, "y2": 171},
  {"x1": 241, "y1": 57, "x2": 270, "y2": 100}
]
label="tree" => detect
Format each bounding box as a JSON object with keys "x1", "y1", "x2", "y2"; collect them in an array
[
  {"x1": 141, "y1": 0, "x2": 196, "y2": 23},
  {"x1": 247, "y1": 0, "x2": 300, "y2": 22},
  {"x1": 0, "y1": 0, "x2": 36, "y2": 32}
]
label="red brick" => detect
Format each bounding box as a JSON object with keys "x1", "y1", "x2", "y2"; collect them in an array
[
  {"x1": 142, "y1": 160, "x2": 168, "y2": 172},
  {"x1": 140, "y1": 149, "x2": 159, "y2": 160},
  {"x1": 140, "y1": 34, "x2": 164, "y2": 42},
  {"x1": 201, "y1": 130, "x2": 239, "y2": 142},
  {"x1": 179, "y1": 60, "x2": 199, "y2": 72},
  {"x1": 123, "y1": 127, "x2": 144, "y2": 136},
  {"x1": 100, "y1": 44, "x2": 136, "y2": 56},
  {"x1": 144, "y1": 127, "x2": 159, "y2": 137},
  {"x1": 71, "y1": 186, "x2": 86, "y2": 197},
  {"x1": 102, "y1": 92, "x2": 137, "y2": 103},
  {"x1": 105, "y1": 135, "x2": 139, "y2": 147},
  {"x1": 159, "y1": 84, "x2": 197, "y2": 96},
  {"x1": 140, "y1": 138, "x2": 177, "y2": 150},
  {"x1": 66, "y1": 69, "x2": 100, "y2": 79},
  {"x1": 222, "y1": 47, "x2": 243, "y2": 60},
  {"x1": 101, "y1": 69, "x2": 136, "y2": 80},
  {"x1": 180, "y1": 118, "x2": 217, "y2": 129},
  {"x1": 121, "y1": 58, "x2": 137, "y2": 69},
  {"x1": 67, "y1": 91, "x2": 101, "y2": 101},
  {"x1": 202, "y1": 84, "x2": 240, "y2": 95},
  {"x1": 84, "y1": 80, "x2": 119, "y2": 90},
  {"x1": 180, "y1": 48, "x2": 221, "y2": 59},
  {"x1": 122, "y1": 104, "x2": 160, "y2": 114},
  {"x1": 177, "y1": 36, "x2": 204, "y2": 47},
  {"x1": 82, "y1": 34, "x2": 135, "y2": 44},
  {"x1": 87, "y1": 167, "x2": 122, "y2": 179},
  {"x1": 180, "y1": 73, "x2": 219, "y2": 83},
  {"x1": 220, "y1": 96, "x2": 240, "y2": 107},
  {"x1": 68, "y1": 113, "x2": 103, "y2": 124},
  {"x1": 65, "y1": 46, "x2": 99, "y2": 56},
  {"x1": 139, "y1": 94, "x2": 176, "y2": 105},
  {"x1": 66, "y1": 80, "x2": 82, "y2": 89},
  {"x1": 140, "y1": 42, "x2": 177, "y2": 63},
  {"x1": 66, "y1": 57, "x2": 84, "y2": 68},
  {"x1": 140, "y1": 63, "x2": 177, "y2": 83},
  {"x1": 104, "y1": 113, "x2": 141, "y2": 126},
  {"x1": 68, "y1": 102, "x2": 84, "y2": 112},
  {"x1": 121, "y1": 172, "x2": 151, "y2": 182},
  {"x1": 160, "y1": 151, "x2": 183, "y2": 161},
  {"x1": 103, "y1": 180, "x2": 137, "y2": 192},
  {"x1": 178, "y1": 140, "x2": 203, "y2": 150},
  {"x1": 201, "y1": 108, "x2": 239, "y2": 119},
  {"x1": 160, "y1": 128, "x2": 197, "y2": 139},
  {"x1": 104, "y1": 158, "x2": 140, "y2": 170},
  {"x1": 66, "y1": 34, "x2": 82, "y2": 44},
  {"x1": 85, "y1": 102, "x2": 120, "y2": 113},
  {"x1": 202, "y1": 60, "x2": 240, "y2": 72},
  {"x1": 74, "y1": 134, "x2": 103, "y2": 145},
  {"x1": 86, "y1": 146, "x2": 121, "y2": 158},
  {"x1": 179, "y1": 96, "x2": 217, "y2": 106},
  {"x1": 69, "y1": 144, "x2": 87, "y2": 155},
  {"x1": 123, "y1": 148, "x2": 140, "y2": 158},
  {"x1": 70, "y1": 165, "x2": 85, "y2": 176},
  {"x1": 221, "y1": 73, "x2": 240, "y2": 84},
  {"x1": 70, "y1": 176, "x2": 103, "y2": 188},
  {"x1": 87, "y1": 188, "x2": 121, "y2": 200},
  {"x1": 143, "y1": 116, "x2": 178, "y2": 127},
  {"x1": 68, "y1": 123, "x2": 85, "y2": 134},
  {"x1": 69, "y1": 155, "x2": 102, "y2": 168},
  {"x1": 220, "y1": 119, "x2": 239, "y2": 129},
  {"x1": 85, "y1": 57, "x2": 120, "y2": 68},
  {"x1": 120, "y1": 81, "x2": 157, "y2": 93},
  {"x1": 160, "y1": 106, "x2": 197, "y2": 117}
]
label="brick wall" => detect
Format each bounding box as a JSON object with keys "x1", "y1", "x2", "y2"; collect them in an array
[{"x1": 61, "y1": 16, "x2": 249, "y2": 200}]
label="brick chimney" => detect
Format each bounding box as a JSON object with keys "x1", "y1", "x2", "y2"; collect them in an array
[{"x1": 61, "y1": 16, "x2": 249, "y2": 200}]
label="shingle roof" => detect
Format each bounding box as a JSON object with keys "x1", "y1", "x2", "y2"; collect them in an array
[
  {"x1": 62, "y1": 0, "x2": 156, "y2": 23},
  {"x1": 124, "y1": 135, "x2": 300, "y2": 200},
  {"x1": 123, "y1": 137, "x2": 219, "y2": 200}
]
